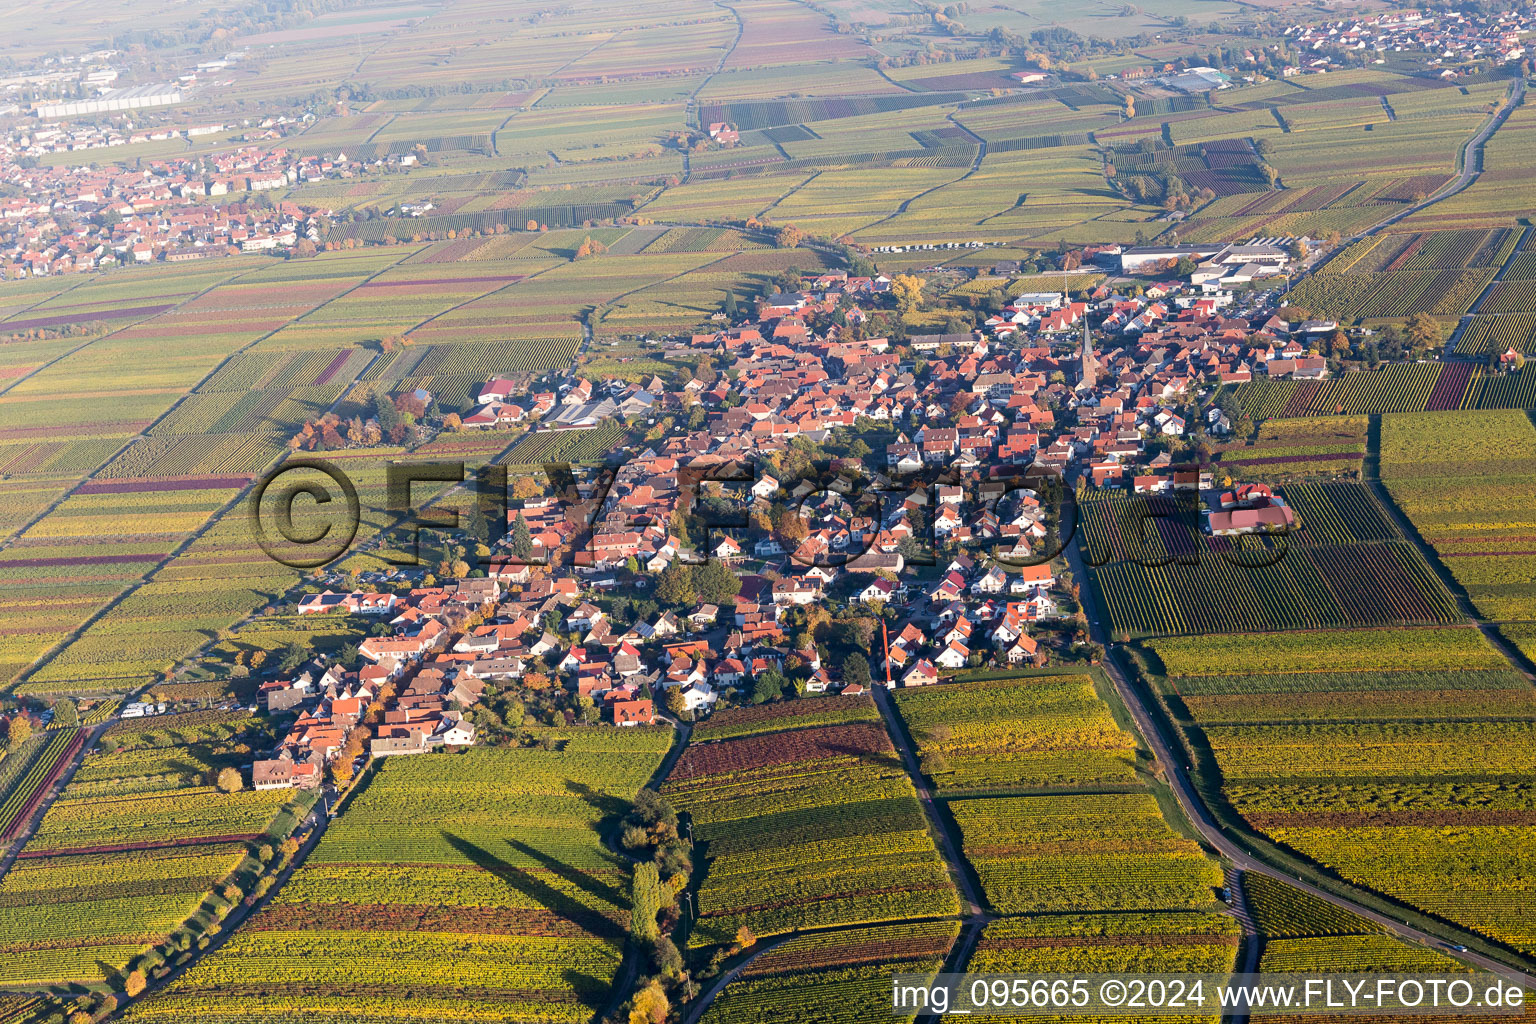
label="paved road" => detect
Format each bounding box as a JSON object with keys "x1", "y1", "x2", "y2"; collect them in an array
[
  {"x1": 1065, "y1": 539, "x2": 1536, "y2": 986},
  {"x1": 1224, "y1": 868, "x2": 1262, "y2": 1024},
  {"x1": 680, "y1": 937, "x2": 788, "y2": 1024}
]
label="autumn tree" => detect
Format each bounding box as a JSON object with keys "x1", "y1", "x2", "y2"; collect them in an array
[
  {"x1": 890, "y1": 274, "x2": 926, "y2": 314},
  {"x1": 124, "y1": 970, "x2": 146, "y2": 997},
  {"x1": 215, "y1": 766, "x2": 243, "y2": 793},
  {"x1": 3, "y1": 715, "x2": 30, "y2": 749},
  {"x1": 511, "y1": 474, "x2": 543, "y2": 500},
  {"x1": 629, "y1": 981, "x2": 669, "y2": 1024},
  {"x1": 1405, "y1": 312, "x2": 1443, "y2": 354}
]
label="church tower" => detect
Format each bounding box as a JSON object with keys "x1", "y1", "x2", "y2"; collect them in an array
[{"x1": 1077, "y1": 317, "x2": 1097, "y2": 389}]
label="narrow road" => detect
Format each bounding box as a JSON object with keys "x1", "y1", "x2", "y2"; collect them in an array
[
  {"x1": 109, "y1": 796, "x2": 330, "y2": 1018},
  {"x1": 1065, "y1": 538, "x2": 1536, "y2": 986},
  {"x1": 680, "y1": 937, "x2": 788, "y2": 1024},
  {"x1": 872, "y1": 685, "x2": 983, "y2": 918},
  {"x1": 1444, "y1": 224, "x2": 1532, "y2": 358},
  {"x1": 1223, "y1": 868, "x2": 1262, "y2": 1024},
  {"x1": 0, "y1": 723, "x2": 108, "y2": 883}
]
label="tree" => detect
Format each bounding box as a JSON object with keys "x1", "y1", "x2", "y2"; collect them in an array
[
  {"x1": 629, "y1": 981, "x2": 669, "y2": 1024},
  {"x1": 890, "y1": 274, "x2": 926, "y2": 314},
  {"x1": 752, "y1": 669, "x2": 786, "y2": 704},
  {"x1": 53, "y1": 699, "x2": 79, "y2": 729},
  {"x1": 1405, "y1": 312, "x2": 1443, "y2": 353},
  {"x1": 664, "y1": 687, "x2": 688, "y2": 716},
  {"x1": 4, "y1": 715, "x2": 31, "y2": 749},
  {"x1": 124, "y1": 970, "x2": 146, "y2": 997},
  {"x1": 442, "y1": 412, "x2": 462, "y2": 431},
  {"x1": 511, "y1": 475, "x2": 542, "y2": 500},
  {"x1": 842, "y1": 652, "x2": 871, "y2": 687},
  {"x1": 776, "y1": 224, "x2": 802, "y2": 248},
  {"x1": 734, "y1": 924, "x2": 757, "y2": 950},
  {"x1": 215, "y1": 767, "x2": 243, "y2": 793},
  {"x1": 277, "y1": 639, "x2": 307, "y2": 674},
  {"x1": 693, "y1": 558, "x2": 740, "y2": 605},
  {"x1": 723, "y1": 290, "x2": 738, "y2": 318},
  {"x1": 510, "y1": 513, "x2": 533, "y2": 560},
  {"x1": 655, "y1": 562, "x2": 697, "y2": 607},
  {"x1": 372, "y1": 391, "x2": 402, "y2": 434}
]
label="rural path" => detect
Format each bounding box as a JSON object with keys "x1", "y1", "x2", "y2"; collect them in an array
[
  {"x1": 873, "y1": 685, "x2": 984, "y2": 919},
  {"x1": 0, "y1": 722, "x2": 108, "y2": 884},
  {"x1": 1223, "y1": 868, "x2": 1262, "y2": 1024},
  {"x1": 1444, "y1": 223, "x2": 1532, "y2": 358},
  {"x1": 108, "y1": 795, "x2": 331, "y2": 1019},
  {"x1": 853, "y1": 109, "x2": 988, "y2": 241},
  {"x1": 679, "y1": 0, "x2": 745, "y2": 185},
  {"x1": 1065, "y1": 538, "x2": 1536, "y2": 986},
  {"x1": 680, "y1": 936, "x2": 789, "y2": 1024}
]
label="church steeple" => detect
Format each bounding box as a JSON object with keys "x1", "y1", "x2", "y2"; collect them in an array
[{"x1": 1078, "y1": 316, "x2": 1097, "y2": 389}]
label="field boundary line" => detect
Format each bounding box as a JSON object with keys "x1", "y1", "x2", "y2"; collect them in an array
[{"x1": 4, "y1": 248, "x2": 428, "y2": 697}]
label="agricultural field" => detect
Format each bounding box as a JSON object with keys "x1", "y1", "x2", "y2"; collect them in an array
[
  {"x1": 1379, "y1": 409, "x2": 1536, "y2": 621},
  {"x1": 893, "y1": 674, "x2": 1221, "y2": 920},
  {"x1": 893, "y1": 674, "x2": 1139, "y2": 793},
  {"x1": 1211, "y1": 416, "x2": 1368, "y2": 479},
  {"x1": 127, "y1": 731, "x2": 672, "y2": 1024},
  {"x1": 1143, "y1": 624, "x2": 1536, "y2": 956},
  {"x1": 1079, "y1": 487, "x2": 1460, "y2": 638},
  {"x1": 691, "y1": 693, "x2": 881, "y2": 742},
  {"x1": 1242, "y1": 873, "x2": 1385, "y2": 939},
  {"x1": 699, "y1": 920, "x2": 959, "y2": 1024},
  {"x1": 1455, "y1": 314, "x2": 1536, "y2": 357},
  {"x1": 1216, "y1": 361, "x2": 1494, "y2": 419},
  {"x1": 0, "y1": 728, "x2": 83, "y2": 841},
  {"x1": 0, "y1": 719, "x2": 305, "y2": 987},
  {"x1": 662, "y1": 701, "x2": 959, "y2": 948}
]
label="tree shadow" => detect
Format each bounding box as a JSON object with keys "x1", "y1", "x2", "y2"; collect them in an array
[
  {"x1": 440, "y1": 831, "x2": 624, "y2": 941},
  {"x1": 505, "y1": 835, "x2": 626, "y2": 911}
]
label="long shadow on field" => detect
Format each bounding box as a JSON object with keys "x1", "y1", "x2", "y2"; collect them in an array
[
  {"x1": 506, "y1": 835, "x2": 627, "y2": 911},
  {"x1": 564, "y1": 780, "x2": 628, "y2": 835},
  {"x1": 440, "y1": 831, "x2": 624, "y2": 941}
]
